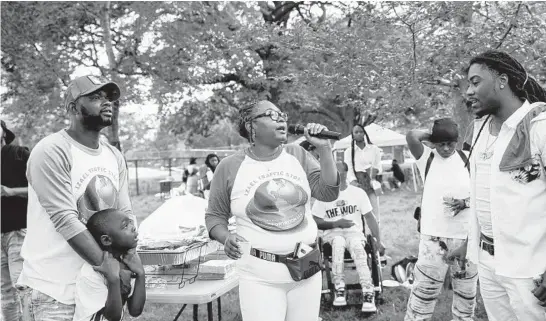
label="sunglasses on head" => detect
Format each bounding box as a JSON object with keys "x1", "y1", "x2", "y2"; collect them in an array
[{"x1": 253, "y1": 109, "x2": 288, "y2": 122}]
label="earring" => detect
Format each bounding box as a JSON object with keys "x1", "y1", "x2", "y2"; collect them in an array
[{"x1": 500, "y1": 85, "x2": 505, "y2": 89}]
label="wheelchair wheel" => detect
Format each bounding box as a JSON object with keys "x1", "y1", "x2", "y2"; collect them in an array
[{"x1": 366, "y1": 234, "x2": 384, "y2": 304}]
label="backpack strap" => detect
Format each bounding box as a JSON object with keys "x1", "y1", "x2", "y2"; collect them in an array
[
  {"x1": 456, "y1": 150, "x2": 470, "y2": 173},
  {"x1": 424, "y1": 152, "x2": 434, "y2": 181}
]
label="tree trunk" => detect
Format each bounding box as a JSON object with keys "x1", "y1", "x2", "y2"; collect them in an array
[
  {"x1": 451, "y1": 2, "x2": 474, "y2": 149},
  {"x1": 100, "y1": 1, "x2": 122, "y2": 151}
]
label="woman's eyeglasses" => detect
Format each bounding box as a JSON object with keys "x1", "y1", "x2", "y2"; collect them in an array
[{"x1": 253, "y1": 109, "x2": 288, "y2": 122}]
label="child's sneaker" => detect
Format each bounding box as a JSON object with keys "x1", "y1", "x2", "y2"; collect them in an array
[
  {"x1": 333, "y1": 288, "x2": 347, "y2": 306},
  {"x1": 361, "y1": 292, "x2": 377, "y2": 313}
]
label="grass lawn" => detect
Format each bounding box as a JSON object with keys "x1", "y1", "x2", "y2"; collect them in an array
[{"x1": 129, "y1": 188, "x2": 488, "y2": 321}]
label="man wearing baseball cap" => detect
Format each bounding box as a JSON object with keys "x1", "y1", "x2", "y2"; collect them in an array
[
  {"x1": 17, "y1": 75, "x2": 136, "y2": 321},
  {"x1": 404, "y1": 118, "x2": 478, "y2": 321}
]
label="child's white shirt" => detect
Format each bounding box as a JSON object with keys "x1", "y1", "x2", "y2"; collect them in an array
[{"x1": 73, "y1": 263, "x2": 135, "y2": 321}]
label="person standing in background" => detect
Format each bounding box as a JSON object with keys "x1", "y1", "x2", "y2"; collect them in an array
[
  {"x1": 404, "y1": 118, "x2": 477, "y2": 321},
  {"x1": 344, "y1": 124, "x2": 383, "y2": 223},
  {"x1": 199, "y1": 153, "x2": 220, "y2": 199},
  {"x1": 1, "y1": 120, "x2": 30, "y2": 321}
]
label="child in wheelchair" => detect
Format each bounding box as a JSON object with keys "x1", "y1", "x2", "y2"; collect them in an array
[{"x1": 312, "y1": 162, "x2": 384, "y2": 313}]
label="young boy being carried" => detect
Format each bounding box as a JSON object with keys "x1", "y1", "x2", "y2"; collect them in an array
[
  {"x1": 312, "y1": 162, "x2": 384, "y2": 313},
  {"x1": 73, "y1": 209, "x2": 146, "y2": 321}
]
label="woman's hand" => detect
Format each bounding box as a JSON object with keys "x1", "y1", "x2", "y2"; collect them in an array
[
  {"x1": 303, "y1": 123, "x2": 331, "y2": 150},
  {"x1": 223, "y1": 233, "x2": 247, "y2": 260}
]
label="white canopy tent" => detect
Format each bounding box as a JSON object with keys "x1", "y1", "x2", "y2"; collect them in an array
[{"x1": 326, "y1": 124, "x2": 419, "y2": 192}]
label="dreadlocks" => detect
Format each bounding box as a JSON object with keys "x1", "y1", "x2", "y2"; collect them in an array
[
  {"x1": 468, "y1": 50, "x2": 546, "y2": 104},
  {"x1": 465, "y1": 50, "x2": 546, "y2": 166},
  {"x1": 350, "y1": 124, "x2": 373, "y2": 181}
]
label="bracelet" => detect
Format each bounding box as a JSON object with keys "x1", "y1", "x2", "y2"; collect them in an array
[{"x1": 224, "y1": 237, "x2": 229, "y2": 248}]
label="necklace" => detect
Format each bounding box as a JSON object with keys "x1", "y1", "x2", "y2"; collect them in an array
[
  {"x1": 248, "y1": 145, "x2": 280, "y2": 160},
  {"x1": 480, "y1": 120, "x2": 498, "y2": 160}
]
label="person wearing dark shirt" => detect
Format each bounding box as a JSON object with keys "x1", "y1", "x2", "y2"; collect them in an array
[
  {"x1": 1, "y1": 120, "x2": 30, "y2": 321},
  {"x1": 387, "y1": 159, "x2": 405, "y2": 189}
]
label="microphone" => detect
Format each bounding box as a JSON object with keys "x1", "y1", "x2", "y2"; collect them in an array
[{"x1": 287, "y1": 124, "x2": 341, "y2": 141}]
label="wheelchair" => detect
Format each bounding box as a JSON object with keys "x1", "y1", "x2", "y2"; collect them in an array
[{"x1": 319, "y1": 231, "x2": 384, "y2": 308}]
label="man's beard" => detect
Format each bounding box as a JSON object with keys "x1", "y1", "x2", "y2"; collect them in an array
[
  {"x1": 473, "y1": 95, "x2": 501, "y2": 118},
  {"x1": 81, "y1": 107, "x2": 112, "y2": 130}
]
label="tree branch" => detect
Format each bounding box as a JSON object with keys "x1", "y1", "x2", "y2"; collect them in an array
[
  {"x1": 296, "y1": 6, "x2": 311, "y2": 24},
  {"x1": 260, "y1": 1, "x2": 302, "y2": 25},
  {"x1": 421, "y1": 78, "x2": 458, "y2": 88},
  {"x1": 317, "y1": 3, "x2": 327, "y2": 24},
  {"x1": 2, "y1": 20, "x2": 68, "y2": 86},
  {"x1": 473, "y1": 8, "x2": 497, "y2": 23},
  {"x1": 495, "y1": 3, "x2": 522, "y2": 49},
  {"x1": 202, "y1": 73, "x2": 262, "y2": 90},
  {"x1": 391, "y1": 4, "x2": 417, "y2": 82},
  {"x1": 300, "y1": 107, "x2": 343, "y2": 125}
]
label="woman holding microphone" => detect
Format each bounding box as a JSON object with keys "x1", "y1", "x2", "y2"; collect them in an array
[{"x1": 205, "y1": 100, "x2": 339, "y2": 321}]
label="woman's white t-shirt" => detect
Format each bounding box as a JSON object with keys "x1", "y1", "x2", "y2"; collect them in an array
[{"x1": 205, "y1": 145, "x2": 339, "y2": 283}]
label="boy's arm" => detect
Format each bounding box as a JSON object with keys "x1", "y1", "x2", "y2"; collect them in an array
[
  {"x1": 127, "y1": 273, "x2": 146, "y2": 317},
  {"x1": 313, "y1": 216, "x2": 355, "y2": 230},
  {"x1": 406, "y1": 130, "x2": 430, "y2": 160},
  {"x1": 122, "y1": 249, "x2": 146, "y2": 317},
  {"x1": 363, "y1": 211, "x2": 381, "y2": 244},
  {"x1": 313, "y1": 216, "x2": 339, "y2": 230},
  {"x1": 363, "y1": 211, "x2": 385, "y2": 255},
  {"x1": 102, "y1": 277, "x2": 123, "y2": 321},
  {"x1": 93, "y1": 252, "x2": 123, "y2": 321}
]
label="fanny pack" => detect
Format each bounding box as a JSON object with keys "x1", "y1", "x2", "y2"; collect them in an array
[{"x1": 250, "y1": 243, "x2": 322, "y2": 282}]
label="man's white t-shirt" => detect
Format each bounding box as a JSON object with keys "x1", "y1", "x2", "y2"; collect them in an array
[
  {"x1": 312, "y1": 185, "x2": 373, "y2": 238},
  {"x1": 73, "y1": 264, "x2": 135, "y2": 321},
  {"x1": 416, "y1": 146, "x2": 471, "y2": 239}
]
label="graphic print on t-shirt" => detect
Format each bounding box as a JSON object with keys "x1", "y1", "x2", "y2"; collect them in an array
[
  {"x1": 324, "y1": 199, "x2": 358, "y2": 219},
  {"x1": 76, "y1": 174, "x2": 118, "y2": 224},
  {"x1": 246, "y1": 177, "x2": 308, "y2": 231}
]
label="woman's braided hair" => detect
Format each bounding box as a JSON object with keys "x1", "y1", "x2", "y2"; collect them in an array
[
  {"x1": 465, "y1": 50, "x2": 546, "y2": 166},
  {"x1": 350, "y1": 123, "x2": 373, "y2": 181},
  {"x1": 238, "y1": 102, "x2": 256, "y2": 143}
]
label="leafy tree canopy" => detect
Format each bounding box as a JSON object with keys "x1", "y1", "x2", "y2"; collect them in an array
[{"x1": 2, "y1": 1, "x2": 544, "y2": 151}]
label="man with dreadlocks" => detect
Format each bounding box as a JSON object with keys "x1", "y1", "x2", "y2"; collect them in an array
[{"x1": 450, "y1": 50, "x2": 546, "y2": 321}]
